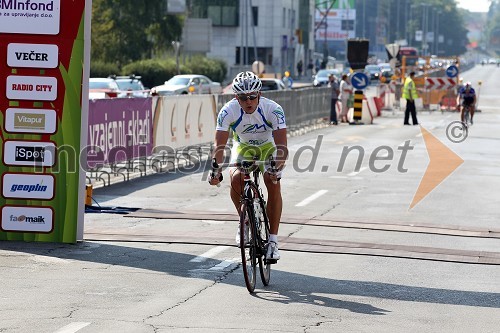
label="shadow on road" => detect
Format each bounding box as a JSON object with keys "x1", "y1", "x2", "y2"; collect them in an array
[{"x1": 1, "y1": 241, "x2": 499, "y2": 313}]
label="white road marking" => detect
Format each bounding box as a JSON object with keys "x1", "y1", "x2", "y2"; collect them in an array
[
  {"x1": 295, "y1": 190, "x2": 328, "y2": 207},
  {"x1": 208, "y1": 259, "x2": 237, "y2": 271},
  {"x1": 189, "y1": 246, "x2": 229, "y2": 263},
  {"x1": 53, "y1": 322, "x2": 91, "y2": 333},
  {"x1": 203, "y1": 219, "x2": 226, "y2": 225},
  {"x1": 348, "y1": 166, "x2": 368, "y2": 177}
]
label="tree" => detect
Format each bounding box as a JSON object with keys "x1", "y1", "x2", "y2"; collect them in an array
[{"x1": 91, "y1": 0, "x2": 183, "y2": 66}]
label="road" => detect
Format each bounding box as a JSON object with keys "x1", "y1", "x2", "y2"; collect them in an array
[{"x1": 1, "y1": 65, "x2": 499, "y2": 333}]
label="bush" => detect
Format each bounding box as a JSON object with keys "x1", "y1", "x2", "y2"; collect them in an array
[
  {"x1": 90, "y1": 61, "x2": 120, "y2": 78},
  {"x1": 186, "y1": 55, "x2": 227, "y2": 83},
  {"x1": 92, "y1": 55, "x2": 229, "y2": 88}
]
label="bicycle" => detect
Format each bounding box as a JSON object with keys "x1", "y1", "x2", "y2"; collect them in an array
[
  {"x1": 211, "y1": 156, "x2": 277, "y2": 293},
  {"x1": 462, "y1": 103, "x2": 473, "y2": 126}
]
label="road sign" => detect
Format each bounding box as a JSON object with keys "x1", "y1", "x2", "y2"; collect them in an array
[
  {"x1": 351, "y1": 72, "x2": 369, "y2": 90},
  {"x1": 446, "y1": 65, "x2": 459, "y2": 78},
  {"x1": 425, "y1": 77, "x2": 457, "y2": 90}
]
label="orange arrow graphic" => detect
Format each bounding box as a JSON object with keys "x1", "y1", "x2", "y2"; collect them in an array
[{"x1": 410, "y1": 126, "x2": 464, "y2": 210}]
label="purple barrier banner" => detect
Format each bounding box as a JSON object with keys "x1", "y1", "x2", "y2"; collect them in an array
[{"x1": 87, "y1": 98, "x2": 153, "y2": 167}]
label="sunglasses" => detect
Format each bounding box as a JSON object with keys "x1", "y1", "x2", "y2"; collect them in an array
[{"x1": 237, "y1": 94, "x2": 258, "y2": 101}]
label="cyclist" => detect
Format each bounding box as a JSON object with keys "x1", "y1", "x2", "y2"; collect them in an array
[
  {"x1": 209, "y1": 71, "x2": 288, "y2": 262},
  {"x1": 456, "y1": 81, "x2": 476, "y2": 124}
]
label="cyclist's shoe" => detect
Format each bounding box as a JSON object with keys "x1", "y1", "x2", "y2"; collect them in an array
[
  {"x1": 235, "y1": 219, "x2": 249, "y2": 246},
  {"x1": 470, "y1": 118, "x2": 473, "y2": 125},
  {"x1": 265, "y1": 241, "x2": 280, "y2": 262}
]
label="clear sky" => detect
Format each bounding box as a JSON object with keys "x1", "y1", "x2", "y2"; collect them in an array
[{"x1": 456, "y1": 0, "x2": 492, "y2": 12}]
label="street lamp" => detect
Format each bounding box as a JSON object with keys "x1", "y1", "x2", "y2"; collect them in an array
[{"x1": 172, "y1": 41, "x2": 181, "y2": 75}]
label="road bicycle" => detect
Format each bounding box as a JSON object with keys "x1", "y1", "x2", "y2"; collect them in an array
[
  {"x1": 211, "y1": 157, "x2": 277, "y2": 293},
  {"x1": 462, "y1": 104, "x2": 472, "y2": 126}
]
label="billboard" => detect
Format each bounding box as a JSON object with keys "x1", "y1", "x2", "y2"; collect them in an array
[
  {"x1": 0, "y1": 0, "x2": 92, "y2": 243},
  {"x1": 315, "y1": 0, "x2": 356, "y2": 41}
]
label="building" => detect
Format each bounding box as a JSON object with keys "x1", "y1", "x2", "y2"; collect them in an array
[{"x1": 185, "y1": 0, "x2": 315, "y2": 79}]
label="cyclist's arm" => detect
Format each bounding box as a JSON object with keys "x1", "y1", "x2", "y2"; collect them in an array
[
  {"x1": 213, "y1": 130, "x2": 229, "y2": 165},
  {"x1": 273, "y1": 128, "x2": 288, "y2": 171}
]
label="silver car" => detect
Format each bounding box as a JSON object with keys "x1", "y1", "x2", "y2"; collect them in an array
[{"x1": 151, "y1": 74, "x2": 222, "y2": 96}]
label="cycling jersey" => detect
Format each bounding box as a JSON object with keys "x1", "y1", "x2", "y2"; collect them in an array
[
  {"x1": 216, "y1": 96, "x2": 286, "y2": 165},
  {"x1": 458, "y1": 87, "x2": 476, "y2": 106}
]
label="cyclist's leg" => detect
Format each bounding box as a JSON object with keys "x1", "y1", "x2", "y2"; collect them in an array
[
  {"x1": 460, "y1": 103, "x2": 465, "y2": 123},
  {"x1": 263, "y1": 174, "x2": 282, "y2": 235}
]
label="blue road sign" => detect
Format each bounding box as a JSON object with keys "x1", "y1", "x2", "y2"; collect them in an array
[
  {"x1": 351, "y1": 72, "x2": 369, "y2": 90},
  {"x1": 446, "y1": 65, "x2": 459, "y2": 78}
]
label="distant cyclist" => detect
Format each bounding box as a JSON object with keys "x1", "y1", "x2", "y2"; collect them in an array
[
  {"x1": 456, "y1": 81, "x2": 476, "y2": 124},
  {"x1": 209, "y1": 71, "x2": 288, "y2": 262}
]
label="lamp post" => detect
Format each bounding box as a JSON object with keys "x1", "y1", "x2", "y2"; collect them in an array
[{"x1": 172, "y1": 41, "x2": 181, "y2": 75}]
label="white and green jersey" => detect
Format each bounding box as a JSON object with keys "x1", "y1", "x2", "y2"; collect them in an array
[
  {"x1": 216, "y1": 96, "x2": 286, "y2": 164},
  {"x1": 216, "y1": 97, "x2": 286, "y2": 146}
]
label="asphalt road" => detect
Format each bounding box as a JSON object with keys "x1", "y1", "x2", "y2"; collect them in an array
[{"x1": 1, "y1": 65, "x2": 499, "y2": 333}]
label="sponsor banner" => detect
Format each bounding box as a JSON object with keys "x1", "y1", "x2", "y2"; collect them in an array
[
  {"x1": 7, "y1": 43, "x2": 59, "y2": 68},
  {"x1": 6, "y1": 75, "x2": 57, "y2": 101},
  {"x1": 2, "y1": 173, "x2": 55, "y2": 200},
  {"x1": 5, "y1": 108, "x2": 57, "y2": 133},
  {"x1": 1, "y1": 206, "x2": 54, "y2": 233},
  {"x1": 0, "y1": 0, "x2": 90, "y2": 244},
  {"x1": 153, "y1": 95, "x2": 217, "y2": 150},
  {"x1": 3, "y1": 140, "x2": 56, "y2": 167},
  {"x1": 0, "y1": 0, "x2": 61, "y2": 35},
  {"x1": 87, "y1": 98, "x2": 153, "y2": 166}
]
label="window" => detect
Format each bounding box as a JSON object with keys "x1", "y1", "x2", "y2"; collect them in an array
[
  {"x1": 251, "y1": 6, "x2": 258, "y2": 26},
  {"x1": 190, "y1": 0, "x2": 238, "y2": 27}
]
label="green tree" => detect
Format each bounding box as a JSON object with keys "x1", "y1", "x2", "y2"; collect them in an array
[{"x1": 91, "y1": 0, "x2": 183, "y2": 66}]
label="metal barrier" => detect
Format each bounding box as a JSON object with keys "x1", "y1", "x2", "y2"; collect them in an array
[{"x1": 87, "y1": 87, "x2": 330, "y2": 187}]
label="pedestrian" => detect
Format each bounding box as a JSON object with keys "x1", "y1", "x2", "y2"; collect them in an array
[
  {"x1": 296, "y1": 60, "x2": 303, "y2": 79},
  {"x1": 339, "y1": 74, "x2": 353, "y2": 123},
  {"x1": 403, "y1": 71, "x2": 419, "y2": 125},
  {"x1": 328, "y1": 74, "x2": 340, "y2": 125},
  {"x1": 315, "y1": 58, "x2": 320, "y2": 74},
  {"x1": 307, "y1": 59, "x2": 314, "y2": 77}
]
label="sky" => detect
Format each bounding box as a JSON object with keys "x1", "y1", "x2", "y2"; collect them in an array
[{"x1": 456, "y1": 0, "x2": 492, "y2": 12}]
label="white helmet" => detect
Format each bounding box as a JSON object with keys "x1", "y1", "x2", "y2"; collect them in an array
[{"x1": 232, "y1": 71, "x2": 262, "y2": 94}]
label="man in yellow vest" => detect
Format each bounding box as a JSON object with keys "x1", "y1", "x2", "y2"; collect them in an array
[{"x1": 403, "y1": 71, "x2": 419, "y2": 125}]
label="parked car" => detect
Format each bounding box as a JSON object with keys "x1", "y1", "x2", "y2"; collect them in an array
[
  {"x1": 260, "y1": 78, "x2": 286, "y2": 91},
  {"x1": 222, "y1": 77, "x2": 287, "y2": 94},
  {"x1": 312, "y1": 69, "x2": 341, "y2": 87},
  {"x1": 151, "y1": 74, "x2": 222, "y2": 96},
  {"x1": 363, "y1": 64, "x2": 382, "y2": 82},
  {"x1": 89, "y1": 78, "x2": 120, "y2": 99},
  {"x1": 112, "y1": 75, "x2": 149, "y2": 98}
]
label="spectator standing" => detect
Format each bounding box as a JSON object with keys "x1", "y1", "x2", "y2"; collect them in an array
[
  {"x1": 315, "y1": 58, "x2": 320, "y2": 74},
  {"x1": 328, "y1": 74, "x2": 340, "y2": 125},
  {"x1": 296, "y1": 60, "x2": 303, "y2": 79},
  {"x1": 403, "y1": 71, "x2": 419, "y2": 125},
  {"x1": 339, "y1": 74, "x2": 353, "y2": 123}
]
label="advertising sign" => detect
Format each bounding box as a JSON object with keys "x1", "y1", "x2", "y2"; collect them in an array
[
  {"x1": 0, "y1": 0, "x2": 91, "y2": 243},
  {"x1": 315, "y1": 0, "x2": 356, "y2": 41}
]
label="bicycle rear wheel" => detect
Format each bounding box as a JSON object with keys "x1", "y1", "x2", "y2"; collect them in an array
[
  {"x1": 257, "y1": 199, "x2": 271, "y2": 286},
  {"x1": 240, "y1": 203, "x2": 257, "y2": 293}
]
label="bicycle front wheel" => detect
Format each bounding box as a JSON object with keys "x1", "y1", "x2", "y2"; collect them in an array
[{"x1": 240, "y1": 203, "x2": 257, "y2": 293}]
